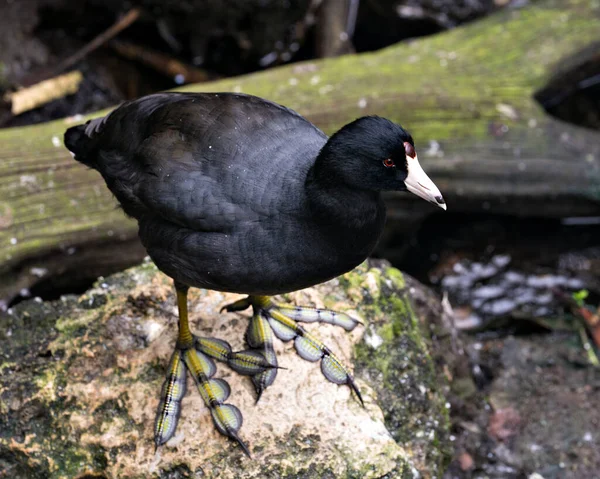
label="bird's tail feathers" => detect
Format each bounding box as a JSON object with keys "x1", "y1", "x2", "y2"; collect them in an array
[{"x1": 64, "y1": 116, "x2": 107, "y2": 167}]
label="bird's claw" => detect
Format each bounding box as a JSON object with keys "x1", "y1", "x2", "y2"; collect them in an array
[
  {"x1": 223, "y1": 296, "x2": 364, "y2": 405},
  {"x1": 195, "y1": 336, "x2": 278, "y2": 375},
  {"x1": 155, "y1": 296, "x2": 363, "y2": 453},
  {"x1": 220, "y1": 297, "x2": 252, "y2": 313},
  {"x1": 154, "y1": 338, "x2": 254, "y2": 457}
]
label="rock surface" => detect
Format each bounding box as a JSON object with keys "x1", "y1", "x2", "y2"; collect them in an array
[{"x1": 0, "y1": 260, "x2": 450, "y2": 478}]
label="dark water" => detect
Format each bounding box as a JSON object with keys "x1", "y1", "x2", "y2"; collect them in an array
[{"x1": 393, "y1": 214, "x2": 600, "y2": 331}]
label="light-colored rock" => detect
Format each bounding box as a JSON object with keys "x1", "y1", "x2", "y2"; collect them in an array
[{"x1": 0, "y1": 260, "x2": 450, "y2": 478}]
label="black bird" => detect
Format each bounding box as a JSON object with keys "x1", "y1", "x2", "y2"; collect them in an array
[{"x1": 64, "y1": 92, "x2": 445, "y2": 456}]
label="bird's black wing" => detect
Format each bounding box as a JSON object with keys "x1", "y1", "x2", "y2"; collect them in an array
[{"x1": 69, "y1": 92, "x2": 327, "y2": 232}]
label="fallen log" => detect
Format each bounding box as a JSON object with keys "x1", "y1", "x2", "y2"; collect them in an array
[{"x1": 1, "y1": 0, "x2": 599, "y2": 305}]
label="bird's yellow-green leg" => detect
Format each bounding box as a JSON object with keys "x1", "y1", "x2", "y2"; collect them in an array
[
  {"x1": 265, "y1": 304, "x2": 364, "y2": 406},
  {"x1": 154, "y1": 282, "x2": 251, "y2": 456},
  {"x1": 154, "y1": 349, "x2": 187, "y2": 451},
  {"x1": 221, "y1": 295, "x2": 363, "y2": 404},
  {"x1": 182, "y1": 343, "x2": 250, "y2": 457},
  {"x1": 274, "y1": 303, "x2": 362, "y2": 331},
  {"x1": 220, "y1": 296, "x2": 252, "y2": 313},
  {"x1": 195, "y1": 336, "x2": 278, "y2": 377},
  {"x1": 245, "y1": 311, "x2": 278, "y2": 401},
  {"x1": 219, "y1": 298, "x2": 279, "y2": 399},
  {"x1": 221, "y1": 296, "x2": 361, "y2": 331}
]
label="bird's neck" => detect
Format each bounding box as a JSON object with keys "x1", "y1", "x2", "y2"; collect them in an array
[{"x1": 305, "y1": 160, "x2": 386, "y2": 232}]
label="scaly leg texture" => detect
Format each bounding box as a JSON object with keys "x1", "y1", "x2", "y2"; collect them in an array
[
  {"x1": 154, "y1": 283, "x2": 275, "y2": 456},
  {"x1": 222, "y1": 295, "x2": 363, "y2": 404}
]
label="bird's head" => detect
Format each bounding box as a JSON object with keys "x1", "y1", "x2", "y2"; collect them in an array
[{"x1": 320, "y1": 116, "x2": 446, "y2": 210}]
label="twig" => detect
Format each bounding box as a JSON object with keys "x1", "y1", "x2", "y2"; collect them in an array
[
  {"x1": 579, "y1": 325, "x2": 600, "y2": 367},
  {"x1": 110, "y1": 40, "x2": 211, "y2": 84},
  {"x1": 345, "y1": 0, "x2": 360, "y2": 38},
  {"x1": 554, "y1": 288, "x2": 600, "y2": 348},
  {"x1": 315, "y1": 0, "x2": 356, "y2": 58},
  {"x1": 5, "y1": 71, "x2": 83, "y2": 115},
  {"x1": 575, "y1": 304, "x2": 600, "y2": 348},
  {"x1": 258, "y1": 0, "x2": 324, "y2": 67},
  {"x1": 21, "y1": 7, "x2": 141, "y2": 87},
  {"x1": 157, "y1": 18, "x2": 182, "y2": 52}
]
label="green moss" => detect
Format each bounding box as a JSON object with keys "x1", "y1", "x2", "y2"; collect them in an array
[
  {"x1": 157, "y1": 463, "x2": 193, "y2": 479},
  {"x1": 50, "y1": 447, "x2": 98, "y2": 479},
  {"x1": 349, "y1": 266, "x2": 451, "y2": 475},
  {"x1": 385, "y1": 268, "x2": 405, "y2": 289},
  {"x1": 0, "y1": 361, "x2": 16, "y2": 374},
  {"x1": 337, "y1": 267, "x2": 366, "y2": 291},
  {"x1": 54, "y1": 313, "x2": 93, "y2": 337}
]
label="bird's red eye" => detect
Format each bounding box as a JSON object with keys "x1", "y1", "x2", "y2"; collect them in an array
[
  {"x1": 404, "y1": 142, "x2": 416, "y2": 158},
  {"x1": 383, "y1": 158, "x2": 395, "y2": 168}
]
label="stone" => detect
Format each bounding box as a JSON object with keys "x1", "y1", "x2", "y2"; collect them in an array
[{"x1": 0, "y1": 260, "x2": 450, "y2": 478}]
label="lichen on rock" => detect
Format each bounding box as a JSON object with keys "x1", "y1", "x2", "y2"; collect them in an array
[{"x1": 0, "y1": 259, "x2": 450, "y2": 478}]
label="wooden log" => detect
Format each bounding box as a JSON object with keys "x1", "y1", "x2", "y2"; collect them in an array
[{"x1": 1, "y1": 0, "x2": 599, "y2": 305}]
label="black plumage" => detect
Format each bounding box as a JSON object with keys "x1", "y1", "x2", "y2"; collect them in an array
[{"x1": 64, "y1": 91, "x2": 445, "y2": 453}]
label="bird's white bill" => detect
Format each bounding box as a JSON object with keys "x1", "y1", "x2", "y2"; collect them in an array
[{"x1": 404, "y1": 155, "x2": 447, "y2": 210}]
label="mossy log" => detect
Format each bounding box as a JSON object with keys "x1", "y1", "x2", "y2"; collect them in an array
[
  {"x1": 0, "y1": 261, "x2": 451, "y2": 478},
  {"x1": 1, "y1": 0, "x2": 600, "y2": 304}
]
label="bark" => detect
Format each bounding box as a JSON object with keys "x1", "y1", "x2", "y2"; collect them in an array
[
  {"x1": 1, "y1": 0, "x2": 599, "y2": 304},
  {"x1": 315, "y1": 0, "x2": 355, "y2": 57}
]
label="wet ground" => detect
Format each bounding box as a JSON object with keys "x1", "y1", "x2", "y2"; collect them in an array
[
  {"x1": 443, "y1": 332, "x2": 600, "y2": 479},
  {"x1": 394, "y1": 214, "x2": 600, "y2": 331},
  {"x1": 394, "y1": 215, "x2": 600, "y2": 479}
]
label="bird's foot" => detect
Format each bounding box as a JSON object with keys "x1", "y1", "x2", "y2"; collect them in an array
[
  {"x1": 221, "y1": 295, "x2": 363, "y2": 405},
  {"x1": 195, "y1": 335, "x2": 280, "y2": 377},
  {"x1": 154, "y1": 282, "x2": 279, "y2": 456},
  {"x1": 154, "y1": 340, "x2": 256, "y2": 456}
]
